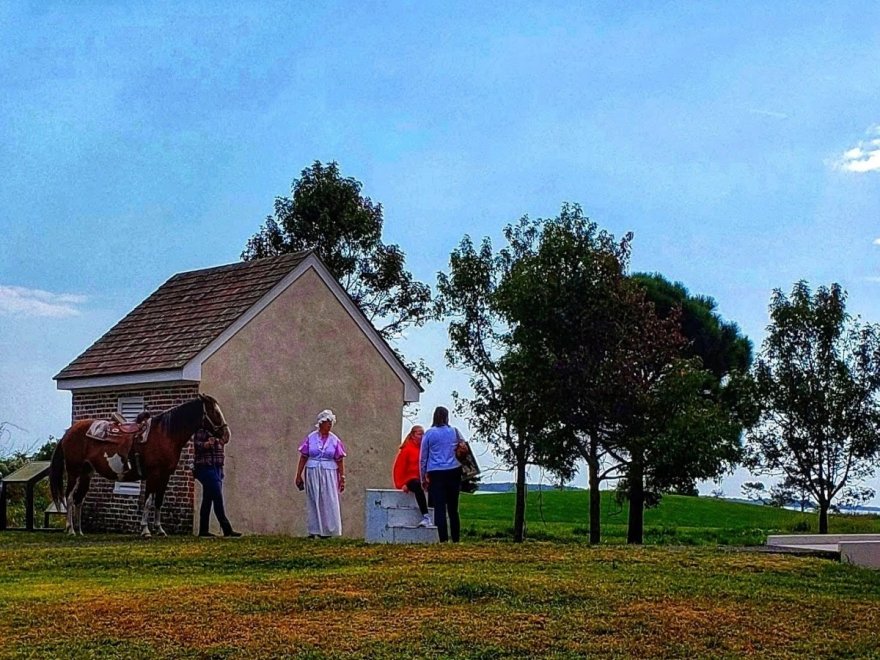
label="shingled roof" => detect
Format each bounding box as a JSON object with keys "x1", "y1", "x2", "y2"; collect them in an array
[{"x1": 55, "y1": 252, "x2": 311, "y2": 380}]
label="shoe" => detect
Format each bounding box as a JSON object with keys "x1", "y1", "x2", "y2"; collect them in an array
[
  {"x1": 198, "y1": 532, "x2": 216, "y2": 538},
  {"x1": 418, "y1": 514, "x2": 432, "y2": 528},
  {"x1": 223, "y1": 530, "x2": 242, "y2": 538}
]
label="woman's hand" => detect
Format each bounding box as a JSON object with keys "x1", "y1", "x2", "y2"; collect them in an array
[
  {"x1": 295, "y1": 475, "x2": 304, "y2": 490},
  {"x1": 402, "y1": 484, "x2": 409, "y2": 493},
  {"x1": 338, "y1": 475, "x2": 346, "y2": 493}
]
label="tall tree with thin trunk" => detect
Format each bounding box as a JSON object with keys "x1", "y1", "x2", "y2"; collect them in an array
[
  {"x1": 494, "y1": 206, "x2": 635, "y2": 544},
  {"x1": 745, "y1": 281, "x2": 880, "y2": 533},
  {"x1": 243, "y1": 160, "x2": 436, "y2": 381},
  {"x1": 437, "y1": 223, "x2": 546, "y2": 543}
]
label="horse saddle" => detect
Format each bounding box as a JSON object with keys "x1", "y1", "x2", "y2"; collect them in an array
[{"x1": 86, "y1": 419, "x2": 149, "y2": 444}]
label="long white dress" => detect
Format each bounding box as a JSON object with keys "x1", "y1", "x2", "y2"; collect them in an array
[{"x1": 298, "y1": 431, "x2": 347, "y2": 536}]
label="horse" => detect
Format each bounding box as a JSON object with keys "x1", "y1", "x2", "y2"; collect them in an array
[{"x1": 50, "y1": 394, "x2": 230, "y2": 537}]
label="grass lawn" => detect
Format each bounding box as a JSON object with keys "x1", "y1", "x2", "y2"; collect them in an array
[
  {"x1": 461, "y1": 490, "x2": 880, "y2": 544},
  {"x1": 1, "y1": 493, "x2": 879, "y2": 658}
]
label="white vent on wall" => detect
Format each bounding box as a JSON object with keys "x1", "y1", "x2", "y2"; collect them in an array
[
  {"x1": 113, "y1": 396, "x2": 145, "y2": 496},
  {"x1": 117, "y1": 396, "x2": 145, "y2": 422}
]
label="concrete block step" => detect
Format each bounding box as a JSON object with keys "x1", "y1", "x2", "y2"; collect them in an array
[
  {"x1": 391, "y1": 525, "x2": 439, "y2": 544},
  {"x1": 767, "y1": 533, "x2": 880, "y2": 546}
]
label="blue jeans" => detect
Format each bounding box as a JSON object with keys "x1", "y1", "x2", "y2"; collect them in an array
[{"x1": 194, "y1": 465, "x2": 232, "y2": 535}]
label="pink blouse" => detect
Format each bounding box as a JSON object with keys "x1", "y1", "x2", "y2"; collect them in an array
[{"x1": 299, "y1": 431, "x2": 347, "y2": 468}]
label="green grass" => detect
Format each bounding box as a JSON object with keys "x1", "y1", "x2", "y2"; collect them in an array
[
  {"x1": 460, "y1": 490, "x2": 880, "y2": 544},
  {"x1": 1, "y1": 534, "x2": 879, "y2": 658},
  {"x1": 2, "y1": 492, "x2": 880, "y2": 658}
]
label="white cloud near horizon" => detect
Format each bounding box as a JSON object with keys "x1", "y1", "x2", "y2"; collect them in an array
[
  {"x1": 0, "y1": 285, "x2": 87, "y2": 317},
  {"x1": 836, "y1": 125, "x2": 880, "y2": 173}
]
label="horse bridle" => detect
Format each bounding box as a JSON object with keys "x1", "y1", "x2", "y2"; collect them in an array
[{"x1": 202, "y1": 408, "x2": 228, "y2": 436}]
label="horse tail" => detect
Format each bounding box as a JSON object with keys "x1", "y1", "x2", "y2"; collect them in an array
[{"x1": 49, "y1": 433, "x2": 67, "y2": 510}]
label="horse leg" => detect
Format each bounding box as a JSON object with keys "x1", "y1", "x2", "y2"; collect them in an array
[
  {"x1": 154, "y1": 485, "x2": 169, "y2": 537},
  {"x1": 71, "y1": 470, "x2": 92, "y2": 536},
  {"x1": 64, "y1": 477, "x2": 78, "y2": 536},
  {"x1": 140, "y1": 493, "x2": 154, "y2": 538}
]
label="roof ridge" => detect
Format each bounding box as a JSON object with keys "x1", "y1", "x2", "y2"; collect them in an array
[{"x1": 168, "y1": 250, "x2": 313, "y2": 281}]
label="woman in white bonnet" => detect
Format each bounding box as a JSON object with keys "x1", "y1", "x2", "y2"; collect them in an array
[{"x1": 295, "y1": 409, "x2": 347, "y2": 537}]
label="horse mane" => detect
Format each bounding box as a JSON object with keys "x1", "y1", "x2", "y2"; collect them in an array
[{"x1": 154, "y1": 398, "x2": 203, "y2": 435}]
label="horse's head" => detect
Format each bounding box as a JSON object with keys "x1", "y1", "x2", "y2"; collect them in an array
[{"x1": 199, "y1": 394, "x2": 231, "y2": 443}]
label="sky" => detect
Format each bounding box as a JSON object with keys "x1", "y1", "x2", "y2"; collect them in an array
[{"x1": 2, "y1": 2, "x2": 880, "y2": 501}]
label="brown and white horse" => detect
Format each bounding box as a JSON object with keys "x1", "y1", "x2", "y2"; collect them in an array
[{"x1": 49, "y1": 394, "x2": 230, "y2": 537}]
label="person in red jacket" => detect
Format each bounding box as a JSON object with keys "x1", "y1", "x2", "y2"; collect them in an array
[{"x1": 392, "y1": 425, "x2": 431, "y2": 527}]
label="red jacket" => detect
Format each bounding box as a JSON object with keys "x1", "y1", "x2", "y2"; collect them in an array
[{"x1": 393, "y1": 439, "x2": 421, "y2": 489}]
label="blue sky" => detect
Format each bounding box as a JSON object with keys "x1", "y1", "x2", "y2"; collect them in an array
[{"x1": 2, "y1": 2, "x2": 880, "y2": 499}]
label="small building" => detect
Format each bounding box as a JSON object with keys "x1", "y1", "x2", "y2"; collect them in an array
[{"x1": 54, "y1": 251, "x2": 421, "y2": 537}]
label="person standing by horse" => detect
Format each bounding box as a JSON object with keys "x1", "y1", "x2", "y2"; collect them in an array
[
  {"x1": 295, "y1": 409, "x2": 346, "y2": 538},
  {"x1": 193, "y1": 427, "x2": 241, "y2": 537}
]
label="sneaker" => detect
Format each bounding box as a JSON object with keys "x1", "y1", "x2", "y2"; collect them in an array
[
  {"x1": 223, "y1": 530, "x2": 242, "y2": 538},
  {"x1": 418, "y1": 514, "x2": 432, "y2": 528}
]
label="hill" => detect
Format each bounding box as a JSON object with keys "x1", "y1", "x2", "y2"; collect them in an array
[
  {"x1": 475, "y1": 482, "x2": 583, "y2": 493},
  {"x1": 459, "y1": 489, "x2": 880, "y2": 544}
]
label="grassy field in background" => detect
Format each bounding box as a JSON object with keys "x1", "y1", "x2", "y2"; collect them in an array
[
  {"x1": 2, "y1": 533, "x2": 880, "y2": 658},
  {"x1": 460, "y1": 490, "x2": 880, "y2": 544}
]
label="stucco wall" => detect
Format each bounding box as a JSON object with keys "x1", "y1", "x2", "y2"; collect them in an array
[{"x1": 199, "y1": 267, "x2": 406, "y2": 537}]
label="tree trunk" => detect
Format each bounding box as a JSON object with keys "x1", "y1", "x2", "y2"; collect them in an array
[
  {"x1": 588, "y1": 455, "x2": 601, "y2": 545},
  {"x1": 513, "y1": 447, "x2": 527, "y2": 543},
  {"x1": 818, "y1": 500, "x2": 829, "y2": 534},
  {"x1": 627, "y1": 458, "x2": 645, "y2": 545}
]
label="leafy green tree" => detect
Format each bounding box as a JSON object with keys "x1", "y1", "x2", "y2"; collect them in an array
[
  {"x1": 243, "y1": 161, "x2": 435, "y2": 380},
  {"x1": 630, "y1": 273, "x2": 754, "y2": 496},
  {"x1": 610, "y1": 356, "x2": 742, "y2": 543},
  {"x1": 437, "y1": 227, "x2": 546, "y2": 542},
  {"x1": 494, "y1": 206, "x2": 634, "y2": 544},
  {"x1": 745, "y1": 281, "x2": 880, "y2": 533},
  {"x1": 631, "y1": 274, "x2": 752, "y2": 379},
  {"x1": 495, "y1": 205, "x2": 743, "y2": 544}
]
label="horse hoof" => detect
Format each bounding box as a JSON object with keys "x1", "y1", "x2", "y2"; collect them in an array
[
  {"x1": 141, "y1": 530, "x2": 152, "y2": 538},
  {"x1": 157, "y1": 528, "x2": 168, "y2": 537}
]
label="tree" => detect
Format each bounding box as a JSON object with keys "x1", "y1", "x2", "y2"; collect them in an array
[
  {"x1": 631, "y1": 274, "x2": 752, "y2": 380},
  {"x1": 745, "y1": 282, "x2": 880, "y2": 533},
  {"x1": 242, "y1": 161, "x2": 435, "y2": 380},
  {"x1": 741, "y1": 481, "x2": 767, "y2": 502},
  {"x1": 630, "y1": 273, "x2": 754, "y2": 496},
  {"x1": 610, "y1": 353, "x2": 742, "y2": 543},
  {"x1": 493, "y1": 206, "x2": 635, "y2": 544},
  {"x1": 437, "y1": 228, "x2": 544, "y2": 543},
  {"x1": 495, "y1": 205, "x2": 743, "y2": 544}
]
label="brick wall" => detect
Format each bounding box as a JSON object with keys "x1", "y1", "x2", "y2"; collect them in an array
[{"x1": 72, "y1": 383, "x2": 199, "y2": 534}]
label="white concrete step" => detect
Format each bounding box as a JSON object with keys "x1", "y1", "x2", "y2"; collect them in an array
[
  {"x1": 365, "y1": 488, "x2": 439, "y2": 544},
  {"x1": 766, "y1": 534, "x2": 880, "y2": 569},
  {"x1": 767, "y1": 533, "x2": 880, "y2": 546}
]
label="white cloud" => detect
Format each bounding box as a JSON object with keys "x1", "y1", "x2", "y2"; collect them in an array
[
  {"x1": 873, "y1": 238, "x2": 880, "y2": 246},
  {"x1": 836, "y1": 125, "x2": 880, "y2": 173},
  {"x1": 0, "y1": 285, "x2": 87, "y2": 317},
  {"x1": 864, "y1": 276, "x2": 880, "y2": 283},
  {"x1": 748, "y1": 108, "x2": 789, "y2": 120}
]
